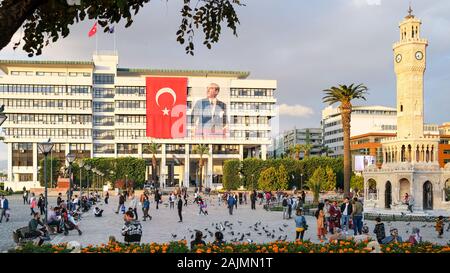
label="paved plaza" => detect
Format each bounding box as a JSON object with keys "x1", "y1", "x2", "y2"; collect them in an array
[{"x1": 0, "y1": 193, "x2": 449, "y2": 251}]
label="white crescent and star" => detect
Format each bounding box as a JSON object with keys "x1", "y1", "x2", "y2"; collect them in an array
[{"x1": 155, "y1": 87, "x2": 177, "y2": 116}]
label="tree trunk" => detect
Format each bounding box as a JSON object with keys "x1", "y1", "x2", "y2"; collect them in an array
[
  {"x1": 341, "y1": 103, "x2": 352, "y2": 197},
  {"x1": 199, "y1": 157, "x2": 203, "y2": 192},
  {"x1": 0, "y1": 0, "x2": 46, "y2": 52},
  {"x1": 152, "y1": 154, "x2": 157, "y2": 186}
]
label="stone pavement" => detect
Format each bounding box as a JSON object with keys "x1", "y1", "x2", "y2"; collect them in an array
[{"x1": 1, "y1": 194, "x2": 449, "y2": 251}]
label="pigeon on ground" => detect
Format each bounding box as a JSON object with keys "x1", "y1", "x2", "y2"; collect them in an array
[
  {"x1": 283, "y1": 224, "x2": 288, "y2": 228},
  {"x1": 202, "y1": 235, "x2": 207, "y2": 239},
  {"x1": 247, "y1": 239, "x2": 253, "y2": 243},
  {"x1": 421, "y1": 224, "x2": 427, "y2": 228},
  {"x1": 279, "y1": 227, "x2": 284, "y2": 232},
  {"x1": 257, "y1": 232, "x2": 262, "y2": 236},
  {"x1": 406, "y1": 230, "x2": 409, "y2": 234},
  {"x1": 271, "y1": 234, "x2": 275, "y2": 239},
  {"x1": 245, "y1": 232, "x2": 251, "y2": 236},
  {"x1": 239, "y1": 234, "x2": 245, "y2": 241},
  {"x1": 190, "y1": 234, "x2": 194, "y2": 239},
  {"x1": 406, "y1": 223, "x2": 410, "y2": 226},
  {"x1": 171, "y1": 234, "x2": 177, "y2": 238}
]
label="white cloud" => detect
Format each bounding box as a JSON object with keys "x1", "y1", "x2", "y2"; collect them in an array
[
  {"x1": 353, "y1": 0, "x2": 382, "y2": 6},
  {"x1": 278, "y1": 104, "x2": 314, "y2": 118}
]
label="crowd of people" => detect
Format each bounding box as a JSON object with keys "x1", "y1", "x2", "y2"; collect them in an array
[{"x1": 4, "y1": 185, "x2": 449, "y2": 248}]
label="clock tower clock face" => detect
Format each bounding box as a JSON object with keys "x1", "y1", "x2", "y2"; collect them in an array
[
  {"x1": 415, "y1": 51, "x2": 424, "y2": 60},
  {"x1": 395, "y1": 54, "x2": 402, "y2": 63}
]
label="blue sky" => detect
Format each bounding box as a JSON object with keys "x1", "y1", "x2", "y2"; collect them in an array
[{"x1": 1, "y1": 0, "x2": 450, "y2": 160}]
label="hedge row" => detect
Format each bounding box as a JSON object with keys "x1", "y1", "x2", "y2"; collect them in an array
[{"x1": 223, "y1": 157, "x2": 343, "y2": 191}]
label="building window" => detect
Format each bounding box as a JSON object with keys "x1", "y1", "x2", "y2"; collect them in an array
[{"x1": 93, "y1": 73, "x2": 115, "y2": 84}]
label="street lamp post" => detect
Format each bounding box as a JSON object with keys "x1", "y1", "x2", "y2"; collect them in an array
[
  {"x1": 300, "y1": 173, "x2": 304, "y2": 190},
  {"x1": 38, "y1": 140, "x2": 54, "y2": 224},
  {"x1": 85, "y1": 164, "x2": 91, "y2": 197},
  {"x1": 79, "y1": 160, "x2": 85, "y2": 197},
  {"x1": 66, "y1": 153, "x2": 76, "y2": 201},
  {"x1": 125, "y1": 174, "x2": 128, "y2": 192}
]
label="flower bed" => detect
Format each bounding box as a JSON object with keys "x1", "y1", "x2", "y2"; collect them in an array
[{"x1": 9, "y1": 240, "x2": 450, "y2": 253}]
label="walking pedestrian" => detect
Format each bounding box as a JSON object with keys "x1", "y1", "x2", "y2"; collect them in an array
[
  {"x1": 324, "y1": 199, "x2": 331, "y2": 232},
  {"x1": 104, "y1": 191, "x2": 109, "y2": 204},
  {"x1": 142, "y1": 196, "x2": 151, "y2": 221},
  {"x1": 116, "y1": 193, "x2": 125, "y2": 214},
  {"x1": 282, "y1": 195, "x2": 289, "y2": 219},
  {"x1": 340, "y1": 197, "x2": 353, "y2": 234},
  {"x1": 351, "y1": 197, "x2": 364, "y2": 236},
  {"x1": 128, "y1": 193, "x2": 138, "y2": 220},
  {"x1": 227, "y1": 194, "x2": 236, "y2": 215},
  {"x1": 183, "y1": 191, "x2": 188, "y2": 207},
  {"x1": 294, "y1": 208, "x2": 307, "y2": 240},
  {"x1": 30, "y1": 193, "x2": 37, "y2": 215},
  {"x1": 250, "y1": 190, "x2": 257, "y2": 210},
  {"x1": 315, "y1": 202, "x2": 327, "y2": 240},
  {"x1": 37, "y1": 194, "x2": 45, "y2": 215},
  {"x1": 155, "y1": 190, "x2": 161, "y2": 210},
  {"x1": 177, "y1": 194, "x2": 183, "y2": 222},
  {"x1": 169, "y1": 192, "x2": 175, "y2": 210},
  {"x1": 0, "y1": 195, "x2": 10, "y2": 223},
  {"x1": 23, "y1": 190, "x2": 28, "y2": 205},
  {"x1": 198, "y1": 198, "x2": 208, "y2": 216},
  {"x1": 57, "y1": 193, "x2": 63, "y2": 207}
]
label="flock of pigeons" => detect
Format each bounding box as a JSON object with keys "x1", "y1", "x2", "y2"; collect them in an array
[{"x1": 171, "y1": 220, "x2": 293, "y2": 243}]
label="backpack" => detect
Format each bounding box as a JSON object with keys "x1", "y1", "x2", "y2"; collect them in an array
[{"x1": 282, "y1": 198, "x2": 288, "y2": 207}]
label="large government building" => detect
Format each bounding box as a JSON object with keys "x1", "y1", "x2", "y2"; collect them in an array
[{"x1": 0, "y1": 53, "x2": 277, "y2": 190}]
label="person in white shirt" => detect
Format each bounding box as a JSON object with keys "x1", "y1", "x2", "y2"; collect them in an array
[{"x1": 128, "y1": 194, "x2": 138, "y2": 220}]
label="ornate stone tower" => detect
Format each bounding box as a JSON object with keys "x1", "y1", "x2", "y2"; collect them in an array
[
  {"x1": 383, "y1": 6, "x2": 439, "y2": 165},
  {"x1": 393, "y1": 6, "x2": 427, "y2": 139},
  {"x1": 363, "y1": 7, "x2": 450, "y2": 214}
]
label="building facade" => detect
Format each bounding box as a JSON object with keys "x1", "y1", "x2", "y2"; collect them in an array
[
  {"x1": 321, "y1": 105, "x2": 397, "y2": 157},
  {"x1": 282, "y1": 128, "x2": 322, "y2": 159},
  {"x1": 352, "y1": 124, "x2": 449, "y2": 169},
  {"x1": 0, "y1": 53, "x2": 277, "y2": 191},
  {"x1": 363, "y1": 9, "x2": 450, "y2": 213}
]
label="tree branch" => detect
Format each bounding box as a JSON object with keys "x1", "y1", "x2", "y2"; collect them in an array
[{"x1": 0, "y1": 0, "x2": 46, "y2": 52}]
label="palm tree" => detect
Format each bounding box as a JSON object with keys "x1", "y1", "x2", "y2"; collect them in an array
[
  {"x1": 300, "y1": 143, "x2": 313, "y2": 158},
  {"x1": 193, "y1": 144, "x2": 209, "y2": 192},
  {"x1": 289, "y1": 144, "x2": 302, "y2": 160},
  {"x1": 323, "y1": 83, "x2": 368, "y2": 196},
  {"x1": 144, "y1": 142, "x2": 160, "y2": 188},
  {"x1": 321, "y1": 145, "x2": 334, "y2": 157}
]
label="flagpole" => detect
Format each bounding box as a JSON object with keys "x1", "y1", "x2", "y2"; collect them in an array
[
  {"x1": 95, "y1": 25, "x2": 98, "y2": 54},
  {"x1": 113, "y1": 28, "x2": 117, "y2": 54}
]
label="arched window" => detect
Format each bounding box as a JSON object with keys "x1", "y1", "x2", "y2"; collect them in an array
[
  {"x1": 445, "y1": 179, "x2": 450, "y2": 202},
  {"x1": 412, "y1": 26, "x2": 415, "y2": 38}
]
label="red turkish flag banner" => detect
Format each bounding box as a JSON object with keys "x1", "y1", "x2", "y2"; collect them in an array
[
  {"x1": 146, "y1": 77, "x2": 187, "y2": 139},
  {"x1": 88, "y1": 22, "x2": 97, "y2": 37}
]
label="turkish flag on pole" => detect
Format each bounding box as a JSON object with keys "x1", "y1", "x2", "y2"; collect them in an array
[
  {"x1": 146, "y1": 77, "x2": 187, "y2": 139},
  {"x1": 88, "y1": 22, "x2": 97, "y2": 37}
]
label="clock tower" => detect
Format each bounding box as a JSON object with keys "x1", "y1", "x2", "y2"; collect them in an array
[
  {"x1": 393, "y1": 6, "x2": 427, "y2": 139},
  {"x1": 363, "y1": 6, "x2": 450, "y2": 214}
]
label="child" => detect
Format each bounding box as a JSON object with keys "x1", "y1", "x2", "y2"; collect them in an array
[
  {"x1": 436, "y1": 216, "x2": 444, "y2": 238},
  {"x1": 373, "y1": 217, "x2": 386, "y2": 244}
]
